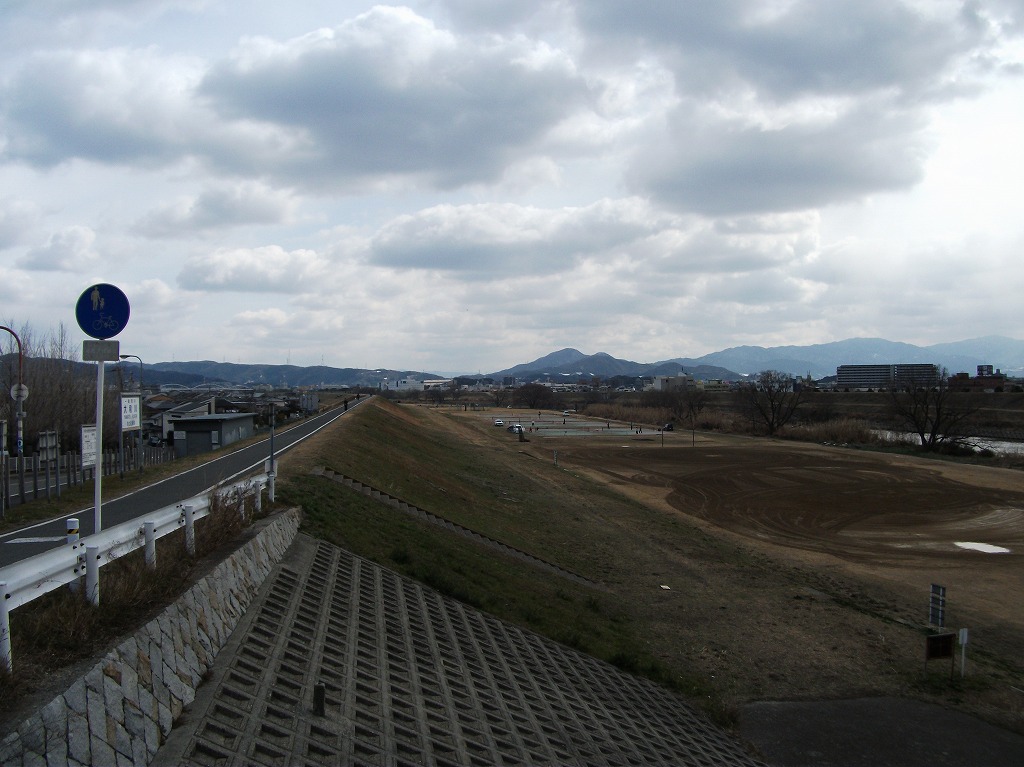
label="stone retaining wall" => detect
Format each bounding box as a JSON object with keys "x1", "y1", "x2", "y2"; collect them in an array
[{"x1": 0, "y1": 508, "x2": 300, "y2": 767}]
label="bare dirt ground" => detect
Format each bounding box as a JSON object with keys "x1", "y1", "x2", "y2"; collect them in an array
[{"x1": 473, "y1": 416, "x2": 1024, "y2": 737}]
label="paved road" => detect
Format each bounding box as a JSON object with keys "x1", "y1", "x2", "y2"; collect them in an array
[{"x1": 0, "y1": 396, "x2": 369, "y2": 569}]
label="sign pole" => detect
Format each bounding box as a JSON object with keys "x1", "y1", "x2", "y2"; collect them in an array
[
  {"x1": 94, "y1": 359, "x2": 104, "y2": 534},
  {"x1": 76, "y1": 284, "x2": 130, "y2": 537}
]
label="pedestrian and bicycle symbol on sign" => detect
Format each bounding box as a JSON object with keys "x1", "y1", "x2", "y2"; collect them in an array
[{"x1": 75, "y1": 283, "x2": 130, "y2": 339}]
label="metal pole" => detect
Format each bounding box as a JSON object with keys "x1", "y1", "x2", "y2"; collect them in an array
[
  {"x1": 120, "y1": 355, "x2": 144, "y2": 474},
  {"x1": 1, "y1": 326, "x2": 26, "y2": 461},
  {"x1": 94, "y1": 361, "x2": 104, "y2": 533},
  {"x1": 119, "y1": 400, "x2": 125, "y2": 480},
  {"x1": 268, "y1": 403, "x2": 276, "y2": 503}
]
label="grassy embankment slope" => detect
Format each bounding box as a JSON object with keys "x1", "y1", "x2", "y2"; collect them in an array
[
  {"x1": 276, "y1": 398, "x2": 718, "y2": 708},
  {"x1": 277, "y1": 397, "x2": 1024, "y2": 733}
]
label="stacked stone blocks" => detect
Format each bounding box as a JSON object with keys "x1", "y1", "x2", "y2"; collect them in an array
[{"x1": 0, "y1": 509, "x2": 300, "y2": 767}]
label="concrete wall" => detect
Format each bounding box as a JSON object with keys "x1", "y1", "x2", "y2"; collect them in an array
[{"x1": 0, "y1": 508, "x2": 300, "y2": 767}]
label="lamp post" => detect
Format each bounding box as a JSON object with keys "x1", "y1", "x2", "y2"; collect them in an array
[
  {"x1": 0, "y1": 326, "x2": 26, "y2": 520},
  {"x1": 119, "y1": 354, "x2": 144, "y2": 474},
  {"x1": 0, "y1": 326, "x2": 26, "y2": 460}
]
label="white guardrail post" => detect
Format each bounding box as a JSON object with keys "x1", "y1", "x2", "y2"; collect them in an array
[
  {"x1": 1, "y1": 581, "x2": 11, "y2": 673},
  {"x1": 0, "y1": 474, "x2": 267, "y2": 671},
  {"x1": 144, "y1": 521, "x2": 156, "y2": 569},
  {"x1": 67, "y1": 518, "x2": 81, "y2": 594},
  {"x1": 184, "y1": 504, "x2": 196, "y2": 556},
  {"x1": 85, "y1": 545, "x2": 100, "y2": 606}
]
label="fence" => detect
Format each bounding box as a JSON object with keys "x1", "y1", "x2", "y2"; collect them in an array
[
  {"x1": 1, "y1": 445, "x2": 176, "y2": 517},
  {"x1": 0, "y1": 473, "x2": 269, "y2": 672}
]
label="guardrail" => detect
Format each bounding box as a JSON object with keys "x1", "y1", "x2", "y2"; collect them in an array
[{"x1": 0, "y1": 473, "x2": 269, "y2": 672}]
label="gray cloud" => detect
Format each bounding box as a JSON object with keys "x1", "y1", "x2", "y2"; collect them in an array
[
  {"x1": 629, "y1": 102, "x2": 928, "y2": 215},
  {"x1": 199, "y1": 7, "x2": 589, "y2": 189},
  {"x1": 0, "y1": 198, "x2": 39, "y2": 250},
  {"x1": 133, "y1": 182, "x2": 296, "y2": 238},
  {"x1": 178, "y1": 245, "x2": 327, "y2": 293},
  {"x1": 1, "y1": 48, "x2": 202, "y2": 167},
  {"x1": 17, "y1": 225, "x2": 97, "y2": 271},
  {"x1": 575, "y1": 0, "x2": 991, "y2": 101},
  {"x1": 364, "y1": 199, "x2": 671, "y2": 277}
]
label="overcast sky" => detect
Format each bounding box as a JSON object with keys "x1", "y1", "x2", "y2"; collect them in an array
[{"x1": 1, "y1": 1, "x2": 1022, "y2": 374}]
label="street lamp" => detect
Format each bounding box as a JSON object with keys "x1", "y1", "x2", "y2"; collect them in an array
[
  {"x1": 1, "y1": 326, "x2": 25, "y2": 520},
  {"x1": 0, "y1": 325, "x2": 26, "y2": 458},
  {"x1": 119, "y1": 354, "x2": 144, "y2": 474}
]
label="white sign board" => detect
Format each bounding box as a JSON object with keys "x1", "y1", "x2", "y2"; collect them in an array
[
  {"x1": 81, "y1": 425, "x2": 97, "y2": 468},
  {"x1": 121, "y1": 395, "x2": 141, "y2": 431}
]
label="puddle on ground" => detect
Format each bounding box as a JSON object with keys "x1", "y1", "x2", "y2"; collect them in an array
[{"x1": 954, "y1": 541, "x2": 1011, "y2": 553}]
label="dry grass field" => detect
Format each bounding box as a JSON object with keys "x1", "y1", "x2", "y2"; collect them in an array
[
  {"x1": 439, "y1": 407, "x2": 1024, "y2": 733},
  {"x1": 5, "y1": 396, "x2": 1021, "y2": 753}
]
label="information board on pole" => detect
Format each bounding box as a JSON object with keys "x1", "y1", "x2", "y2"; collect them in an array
[
  {"x1": 38, "y1": 431, "x2": 58, "y2": 462},
  {"x1": 121, "y1": 395, "x2": 141, "y2": 431},
  {"x1": 81, "y1": 425, "x2": 97, "y2": 468}
]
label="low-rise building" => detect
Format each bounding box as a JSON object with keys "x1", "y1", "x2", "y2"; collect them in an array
[
  {"x1": 836, "y1": 364, "x2": 939, "y2": 390},
  {"x1": 168, "y1": 412, "x2": 255, "y2": 458}
]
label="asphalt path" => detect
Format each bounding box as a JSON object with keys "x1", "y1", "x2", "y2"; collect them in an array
[{"x1": 0, "y1": 396, "x2": 369, "y2": 569}]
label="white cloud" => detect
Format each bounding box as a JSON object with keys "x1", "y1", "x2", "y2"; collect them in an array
[
  {"x1": 134, "y1": 182, "x2": 297, "y2": 238},
  {"x1": 0, "y1": 0, "x2": 1021, "y2": 372},
  {"x1": 18, "y1": 225, "x2": 98, "y2": 271},
  {"x1": 365, "y1": 198, "x2": 668, "y2": 276},
  {"x1": 179, "y1": 245, "x2": 328, "y2": 293},
  {"x1": 0, "y1": 198, "x2": 39, "y2": 249}
]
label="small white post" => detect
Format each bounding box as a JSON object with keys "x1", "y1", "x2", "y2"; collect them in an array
[
  {"x1": 184, "y1": 504, "x2": 196, "y2": 556},
  {"x1": 66, "y1": 518, "x2": 79, "y2": 546},
  {"x1": 144, "y1": 521, "x2": 156, "y2": 569},
  {"x1": 0, "y1": 582, "x2": 11, "y2": 673},
  {"x1": 85, "y1": 545, "x2": 100, "y2": 606},
  {"x1": 266, "y1": 459, "x2": 277, "y2": 503}
]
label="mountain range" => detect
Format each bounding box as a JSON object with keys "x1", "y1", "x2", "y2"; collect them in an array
[{"x1": 138, "y1": 336, "x2": 1024, "y2": 389}]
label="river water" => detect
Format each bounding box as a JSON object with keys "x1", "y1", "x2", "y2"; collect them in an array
[{"x1": 875, "y1": 431, "x2": 1024, "y2": 456}]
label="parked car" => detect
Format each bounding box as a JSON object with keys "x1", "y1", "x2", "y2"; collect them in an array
[
  {"x1": 507, "y1": 424, "x2": 524, "y2": 433},
  {"x1": 494, "y1": 419, "x2": 504, "y2": 426},
  {"x1": 663, "y1": 423, "x2": 674, "y2": 431},
  {"x1": 562, "y1": 410, "x2": 572, "y2": 416}
]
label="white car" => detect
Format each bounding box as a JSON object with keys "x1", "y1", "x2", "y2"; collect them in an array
[{"x1": 494, "y1": 419, "x2": 504, "y2": 426}]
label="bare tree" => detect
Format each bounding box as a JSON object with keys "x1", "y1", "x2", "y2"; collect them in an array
[
  {"x1": 741, "y1": 370, "x2": 806, "y2": 436},
  {"x1": 888, "y1": 367, "x2": 979, "y2": 451},
  {"x1": 516, "y1": 383, "x2": 554, "y2": 410},
  {"x1": 1, "y1": 320, "x2": 101, "y2": 452},
  {"x1": 491, "y1": 388, "x2": 512, "y2": 408},
  {"x1": 673, "y1": 386, "x2": 709, "y2": 432}
]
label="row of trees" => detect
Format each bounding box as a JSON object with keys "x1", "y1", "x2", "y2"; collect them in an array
[
  {"x1": 385, "y1": 367, "x2": 981, "y2": 452},
  {"x1": 1, "y1": 321, "x2": 125, "y2": 454},
  {"x1": 741, "y1": 368, "x2": 979, "y2": 451}
]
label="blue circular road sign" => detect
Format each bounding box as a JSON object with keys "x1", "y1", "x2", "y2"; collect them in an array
[{"x1": 76, "y1": 283, "x2": 131, "y2": 339}]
